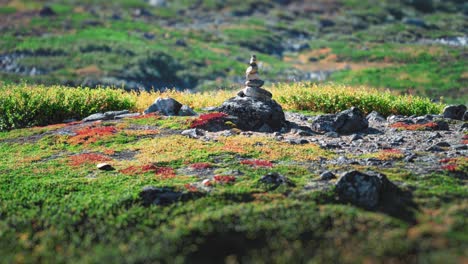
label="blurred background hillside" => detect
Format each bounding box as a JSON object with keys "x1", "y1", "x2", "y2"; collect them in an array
[{"x1": 0, "y1": 0, "x2": 466, "y2": 103}]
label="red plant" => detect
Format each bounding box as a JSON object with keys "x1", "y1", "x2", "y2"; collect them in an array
[
  {"x1": 440, "y1": 158, "x2": 457, "y2": 164},
  {"x1": 190, "y1": 112, "x2": 227, "y2": 128},
  {"x1": 240, "y1": 159, "x2": 273, "y2": 168},
  {"x1": 190, "y1": 162, "x2": 212, "y2": 170},
  {"x1": 155, "y1": 167, "x2": 176, "y2": 178},
  {"x1": 68, "y1": 153, "x2": 111, "y2": 166},
  {"x1": 213, "y1": 175, "x2": 236, "y2": 184},
  {"x1": 69, "y1": 125, "x2": 118, "y2": 145},
  {"x1": 439, "y1": 157, "x2": 467, "y2": 173},
  {"x1": 390, "y1": 122, "x2": 438, "y2": 131},
  {"x1": 462, "y1": 135, "x2": 468, "y2": 145},
  {"x1": 119, "y1": 164, "x2": 175, "y2": 177},
  {"x1": 441, "y1": 164, "x2": 458, "y2": 172},
  {"x1": 184, "y1": 184, "x2": 198, "y2": 192}
]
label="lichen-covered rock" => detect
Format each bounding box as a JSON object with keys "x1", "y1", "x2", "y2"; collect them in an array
[
  {"x1": 219, "y1": 96, "x2": 286, "y2": 131},
  {"x1": 144, "y1": 97, "x2": 182, "y2": 116},
  {"x1": 178, "y1": 105, "x2": 197, "y2": 116},
  {"x1": 335, "y1": 170, "x2": 390, "y2": 209},
  {"x1": 443, "y1": 104, "x2": 467, "y2": 120},
  {"x1": 311, "y1": 107, "x2": 368, "y2": 134},
  {"x1": 83, "y1": 110, "x2": 130, "y2": 122}
]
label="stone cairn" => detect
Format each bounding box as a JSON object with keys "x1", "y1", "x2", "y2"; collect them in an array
[
  {"x1": 237, "y1": 54, "x2": 272, "y2": 101},
  {"x1": 218, "y1": 55, "x2": 286, "y2": 132}
]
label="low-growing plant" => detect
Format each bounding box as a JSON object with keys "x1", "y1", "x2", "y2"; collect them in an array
[
  {"x1": 190, "y1": 112, "x2": 227, "y2": 128},
  {"x1": 213, "y1": 175, "x2": 236, "y2": 184},
  {"x1": 240, "y1": 159, "x2": 273, "y2": 168},
  {"x1": 390, "y1": 122, "x2": 438, "y2": 131},
  {"x1": 68, "y1": 153, "x2": 111, "y2": 166},
  {"x1": 68, "y1": 125, "x2": 118, "y2": 145}
]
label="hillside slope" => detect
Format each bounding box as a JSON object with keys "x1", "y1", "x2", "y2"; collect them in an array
[{"x1": 0, "y1": 0, "x2": 467, "y2": 102}]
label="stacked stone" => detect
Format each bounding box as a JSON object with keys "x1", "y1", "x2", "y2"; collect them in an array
[{"x1": 238, "y1": 55, "x2": 272, "y2": 101}]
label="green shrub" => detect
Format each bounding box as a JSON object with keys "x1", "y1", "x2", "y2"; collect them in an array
[{"x1": 0, "y1": 84, "x2": 136, "y2": 130}]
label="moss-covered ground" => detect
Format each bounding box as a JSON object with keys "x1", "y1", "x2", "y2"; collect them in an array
[{"x1": 0, "y1": 111, "x2": 466, "y2": 263}]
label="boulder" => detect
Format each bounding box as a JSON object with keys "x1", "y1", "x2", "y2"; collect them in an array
[
  {"x1": 181, "y1": 128, "x2": 205, "y2": 138},
  {"x1": 258, "y1": 172, "x2": 294, "y2": 189},
  {"x1": 366, "y1": 111, "x2": 386, "y2": 123},
  {"x1": 83, "y1": 110, "x2": 130, "y2": 122},
  {"x1": 218, "y1": 96, "x2": 286, "y2": 131},
  {"x1": 319, "y1": 171, "x2": 336, "y2": 181},
  {"x1": 443, "y1": 104, "x2": 467, "y2": 120},
  {"x1": 335, "y1": 170, "x2": 391, "y2": 209},
  {"x1": 311, "y1": 107, "x2": 368, "y2": 134},
  {"x1": 39, "y1": 6, "x2": 56, "y2": 16},
  {"x1": 144, "y1": 97, "x2": 182, "y2": 116},
  {"x1": 178, "y1": 105, "x2": 197, "y2": 116}
]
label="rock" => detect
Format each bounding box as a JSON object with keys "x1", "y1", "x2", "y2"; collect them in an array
[
  {"x1": 335, "y1": 170, "x2": 390, "y2": 209},
  {"x1": 115, "y1": 113, "x2": 141, "y2": 119},
  {"x1": 464, "y1": 111, "x2": 468, "y2": 121},
  {"x1": 311, "y1": 107, "x2": 368, "y2": 134},
  {"x1": 453, "y1": 144, "x2": 467, "y2": 150},
  {"x1": 245, "y1": 79, "x2": 265, "y2": 87},
  {"x1": 426, "y1": 145, "x2": 444, "y2": 152},
  {"x1": 178, "y1": 105, "x2": 197, "y2": 116},
  {"x1": 39, "y1": 6, "x2": 56, "y2": 16},
  {"x1": 319, "y1": 171, "x2": 336, "y2": 181},
  {"x1": 219, "y1": 96, "x2": 286, "y2": 131},
  {"x1": 335, "y1": 107, "x2": 369, "y2": 134},
  {"x1": 404, "y1": 154, "x2": 417, "y2": 162},
  {"x1": 366, "y1": 111, "x2": 386, "y2": 123},
  {"x1": 258, "y1": 172, "x2": 294, "y2": 189},
  {"x1": 325, "y1": 132, "x2": 340, "y2": 138},
  {"x1": 435, "y1": 141, "x2": 450, "y2": 147},
  {"x1": 139, "y1": 186, "x2": 183, "y2": 206},
  {"x1": 144, "y1": 97, "x2": 182, "y2": 116},
  {"x1": 350, "y1": 134, "x2": 363, "y2": 141},
  {"x1": 443, "y1": 105, "x2": 467, "y2": 120},
  {"x1": 286, "y1": 138, "x2": 309, "y2": 145},
  {"x1": 83, "y1": 110, "x2": 130, "y2": 122},
  {"x1": 434, "y1": 120, "x2": 449, "y2": 131},
  {"x1": 96, "y1": 163, "x2": 114, "y2": 171},
  {"x1": 402, "y1": 18, "x2": 428, "y2": 28},
  {"x1": 242, "y1": 86, "x2": 272, "y2": 100},
  {"x1": 181, "y1": 128, "x2": 205, "y2": 138}
]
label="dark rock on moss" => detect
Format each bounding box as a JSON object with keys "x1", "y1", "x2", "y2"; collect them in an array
[
  {"x1": 39, "y1": 6, "x2": 56, "y2": 17},
  {"x1": 218, "y1": 96, "x2": 286, "y2": 131},
  {"x1": 319, "y1": 171, "x2": 336, "y2": 181},
  {"x1": 443, "y1": 105, "x2": 467, "y2": 120},
  {"x1": 139, "y1": 186, "x2": 183, "y2": 206},
  {"x1": 258, "y1": 172, "x2": 294, "y2": 190},
  {"x1": 335, "y1": 170, "x2": 392, "y2": 209}
]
